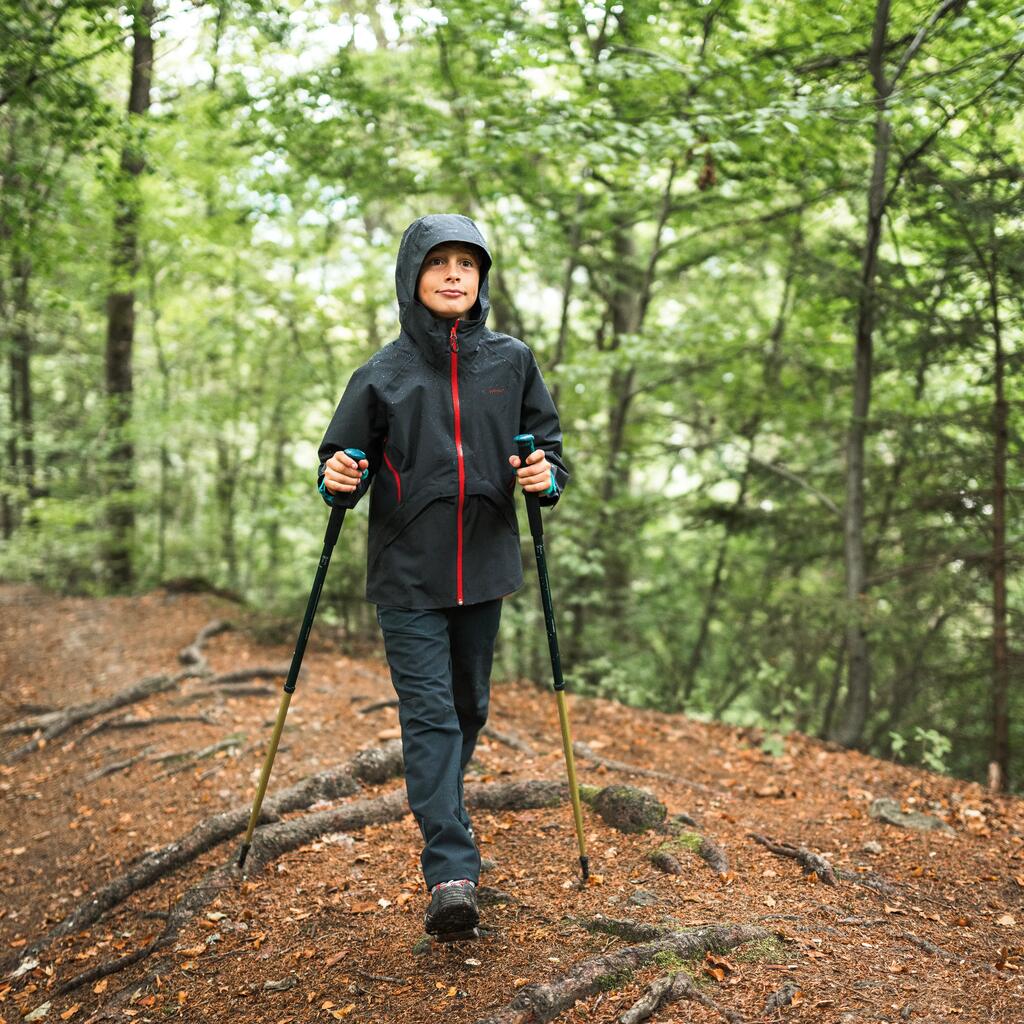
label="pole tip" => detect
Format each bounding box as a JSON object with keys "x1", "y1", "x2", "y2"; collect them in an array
[
  {"x1": 580, "y1": 855, "x2": 590, "y2": 882},
  {"x1": 237, "y1": 842, "x2": 251, "y2": 870}
]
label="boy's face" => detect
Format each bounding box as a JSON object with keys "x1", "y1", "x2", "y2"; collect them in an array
[{"x1": 416, "y1": 243, "x2": 480, "y2": 319}]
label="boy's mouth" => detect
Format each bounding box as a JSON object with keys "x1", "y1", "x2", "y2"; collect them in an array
[{"x1": 438, "y1": 290, "x2": 465, "y2": 297}]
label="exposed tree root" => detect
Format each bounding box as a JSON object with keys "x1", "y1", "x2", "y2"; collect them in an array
[
  {"x1": 1, "y1": 619, "x2": 230, "y2": 763},
  {"x1": 762, "y1": 980, "x2": 801, "y2": 1014},
  {"x1": 650, "y1": 849, "x2": 685, "y2": 875},
  {"x1": 152, "y1": 735, "x2": 246, "y2": 779},
  {"x1": 466, "y1": 779, "x2": 566, "y2": 811},
  {"x1": 4, "y1": 741, "x2": 404, "y2": 976},
  {"x1": 579, "y1": 915, "x2": 670, "y2": 943},
  {"x1": 80, "y1": 713, "x2": 216, "y2": 740},
  {"x1": 2, "y1": 671, "x2": 200, "y2": 763},
  {"x1": 357, "y1": 698, "x2": 399, "y2": 714},
  {"x1": 620, "y1": 969, "x2": 745, "y2": 1024},
  {"x1": 482, "y1": 725, "x2": 536, "y2": 756},
  {"x1": 696, "y1": 834, "x2": 729, "y2": 874},
  {"x1": 834, "y1": 866, "x2": 916, "y2": 902},
  {"x1": 56, "y1": 777, "x2": 572, "y2": 1012},
  {"x1": 897, "y1": 929, "x2": 957, "y2": 961},
  {"x1": 474, "y1": 922, "x2": 768, "y2": 1024},
  {"x1": 748, "y1": 832, "x2": 838, "y2": 886},
  {"x1": 202, "y1": 665, "x2": 291, "y2": 686},
  {"x1": 83, "y1": 746, "x2": 156, "y2": 783},
  {"x1": 573, "y1": 741, "x2": 718, "y2": 793},
  {"x1": 198, "y1": 684, "x2": 276, "y2": 699},
  {"x1": 651, "y1": 829, "x2": 728, "y2": 877},
  {"x1": 177, "y1": 619, "x2": 232, "y2": 667}
]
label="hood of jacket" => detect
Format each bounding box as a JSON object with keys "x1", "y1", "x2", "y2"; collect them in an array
[{"x1": 396, "y1": 214, "x2": 492, "y2": 365}]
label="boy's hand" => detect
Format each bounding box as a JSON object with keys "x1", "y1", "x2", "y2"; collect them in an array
[
  {"x1": 509, "y1": 448, "x2": 552, "y2": 493},
  {"x1": 323, "y1": 451, "x2": 369, "y2": 493}
]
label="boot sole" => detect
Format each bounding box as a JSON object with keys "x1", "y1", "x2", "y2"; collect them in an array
[{"x1": 431, "y1": 927, "x2": 480, "y2": 943}]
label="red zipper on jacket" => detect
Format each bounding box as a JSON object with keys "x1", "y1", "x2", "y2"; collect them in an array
[{"x1": 449, "y1": 319, "x2": 465, "y2": 605}]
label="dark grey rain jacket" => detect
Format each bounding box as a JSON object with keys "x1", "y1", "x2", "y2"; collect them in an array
[{"x1": 317, "y1": 214, "x2": 568, "y2": 609}]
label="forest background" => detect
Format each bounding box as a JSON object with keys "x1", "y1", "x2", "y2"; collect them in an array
[{"x1": 1, "y1": 0, "x2": 1021, "y2": 791}]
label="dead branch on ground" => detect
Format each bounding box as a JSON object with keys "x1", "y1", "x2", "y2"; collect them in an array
[{"x1": 748, "y1": 832, "x2": 838, "y2": 885}]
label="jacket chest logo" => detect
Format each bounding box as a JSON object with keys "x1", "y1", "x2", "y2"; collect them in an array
[{"x1": 485, "y1": 386, "x2": 506, "y2": 396}]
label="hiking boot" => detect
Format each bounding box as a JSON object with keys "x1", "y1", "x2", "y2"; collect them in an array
[{"x1": 424, "y1": 879, "x2": 479, "y2": 936}]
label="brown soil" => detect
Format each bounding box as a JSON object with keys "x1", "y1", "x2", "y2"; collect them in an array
[{"x1": 1, "y1": 584, "x2": 1022, "y2": 1023}]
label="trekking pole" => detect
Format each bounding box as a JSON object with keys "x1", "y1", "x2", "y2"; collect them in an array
[
  {"x1": 237, "y1": 448, "x2": 366, "y2": 870},
  {"x1": 514, "y1": 433, "x2": 589, "y2": 882}
]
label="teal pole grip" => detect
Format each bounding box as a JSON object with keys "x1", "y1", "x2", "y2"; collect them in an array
[
  {"x1": 344, "y1": 447, "x2": 368, "y2": 481},
  {"x1": 323, "y1": 447, "x2": 365, "y2": 549},
  {"x1": 513, "y1": 433, "x2": 544, "y2": 542}
]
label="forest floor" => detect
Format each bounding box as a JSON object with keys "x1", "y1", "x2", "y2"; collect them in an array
[{"x1": 1, "y1": 584, "x2": 1023, "y2": 1024}]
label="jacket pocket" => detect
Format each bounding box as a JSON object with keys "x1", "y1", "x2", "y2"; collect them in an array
[
  {"x1": 367, "y1": 483, "x2": 447, "y2": 572},
  {"x1": 466, "y1": 480, "x2": 518, "y2": 535}
]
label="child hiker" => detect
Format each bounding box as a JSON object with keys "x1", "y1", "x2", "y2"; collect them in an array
[{"x1": 317, "y1": 214, "x2": 568, "y2": 937}]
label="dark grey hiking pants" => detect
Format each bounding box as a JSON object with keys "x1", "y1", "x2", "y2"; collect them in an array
[{"x1": 376, "y1": 599, "x2": 502, "y2": 889}]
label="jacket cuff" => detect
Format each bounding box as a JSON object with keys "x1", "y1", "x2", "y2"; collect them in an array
[
  {"x1": 318, "y1": 477, "x2": 335, "y2": 507},
  {"x1": 539, "y1": 468, "x2": 563, "y2": 507}
]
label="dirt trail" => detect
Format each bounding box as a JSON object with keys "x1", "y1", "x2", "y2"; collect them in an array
[{"x1": 1, "y1": 584, "x2": 1022, "y2": 1023}]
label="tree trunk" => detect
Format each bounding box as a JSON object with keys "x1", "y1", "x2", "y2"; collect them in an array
[
  {"x1": 103, "y1": 0, "x2": 155, "y2": 591},
  {"x1": 987, "y1": 263, "x2": 1009, "y2": 790},
  {"x1": 832, "y1": 0, "x2": 892, "y2": 748}
]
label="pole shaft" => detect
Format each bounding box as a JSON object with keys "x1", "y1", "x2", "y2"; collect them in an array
[
  {"x1": 555, "y1": 689, "x2": 587, "y2": 864},
  {"x1": 238, "y1": 503, "x2": 345, "y2": 867}
]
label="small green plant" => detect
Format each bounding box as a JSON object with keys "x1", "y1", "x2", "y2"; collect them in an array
[{"x1": 889, "y1": 727, "x2": 952, "y2": 773}]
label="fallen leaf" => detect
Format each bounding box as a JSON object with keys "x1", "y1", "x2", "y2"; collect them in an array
[
  {"x1": 60, "y1": 1005, "x2": 81, "y2": 1020},
  {"x1": 512, "y1": 978, "x2": 530, "y2": 988},
  {"x1": 763, "y1": 895, "x2": 777, "y2": 908},
  {"x1": 883, "y1": 904, "x2": 906, "y2": 915},
  {"x1": 349, "y1": 902, "x2": 377, "y2": 914},
  {"x1": 330, "y1": 1005, "x2": 355, "y2": 1019},
  {"x1": 996, "y1": 914, "x2": 1016, "y2": 927},
  {"x1": 92, "y1": 980, "x2": 108, "y2": 995}
]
